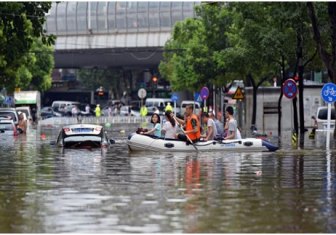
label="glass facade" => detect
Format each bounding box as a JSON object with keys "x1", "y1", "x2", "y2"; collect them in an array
[{"x1": 45, "y1": 1, "x2": 200, "y2": 35}]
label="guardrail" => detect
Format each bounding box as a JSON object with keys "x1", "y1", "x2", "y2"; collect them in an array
[{"x1": 39, "y1": 116, "x2": 151, "y2": 126}]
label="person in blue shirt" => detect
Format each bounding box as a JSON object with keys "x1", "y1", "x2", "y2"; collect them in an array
[{"x1": 140, "y1": 113, "x2": 161, "y2": 137}]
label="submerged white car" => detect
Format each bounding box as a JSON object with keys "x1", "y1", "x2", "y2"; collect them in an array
[{"x1": 51, "y1": 124, "x2": 115, "y2": 149}]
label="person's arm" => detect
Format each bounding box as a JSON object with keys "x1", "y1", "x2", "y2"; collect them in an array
[
  {"x1": 172, "y1": 113, "x2": 186, "y2": 126},
  {"x1": 161, "y1": 122, "x2": 167, "y2": 135},
  {"x1": 224, "y1": 131, "x2": 235, "y2": 140},
  {"x1": 204, "y1": 126, "x2": 213, "y2": 141},
  {"x1": 185, "y1": 118, "x2": 198, "y2": 134},
  {"x1": 224, "y1": 118, "x2": 229, "y2": 130},
  {"x1": 141, "y1": 128, "x2": 155, "y2": 135}
]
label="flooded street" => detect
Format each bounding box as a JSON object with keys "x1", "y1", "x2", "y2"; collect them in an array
[{"x1": 0, "y1": 122, "x2": 335, "y2": 233}]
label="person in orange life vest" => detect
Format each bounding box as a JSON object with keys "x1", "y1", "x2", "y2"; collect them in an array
[{"x1": 172, "y1": 104, "x2": 201, "y2": 142}]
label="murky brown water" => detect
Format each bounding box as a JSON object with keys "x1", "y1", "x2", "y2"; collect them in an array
[{"x1": 0, "y1": 122, "x2": 335, "y2": 233}]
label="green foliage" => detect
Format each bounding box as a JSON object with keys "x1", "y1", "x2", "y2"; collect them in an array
[
  {"x1": 77, "y1": 69, "x2": 123, "y2": 91},
  {"x1": 160, "y1": 3, "x2": 230, "y2": 92},
  {"x1": 0, "y1": 2, "x2": 55, "y2": 93},
  {"x1": 160, "y1": 2, "x2": 326, "y2": 92}
]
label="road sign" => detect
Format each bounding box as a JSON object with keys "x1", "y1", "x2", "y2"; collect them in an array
[
  {"x1": 3, "y1": 96, "x2": 12, "y2": 105},
  {"x1": 321, "y1": 83, "x2": 336, "y2": 103},
  {"x1": 200, "y1": 87, "x2": 209, "y2": 100},
  {"x1": 283, "y1": 79, "x2": 297, "y2": 99},
  {"x1": 195, "y1": 92, "x2": 203, "y2": 102},
  {"x1": 138, "y1": 88, "x2": 147, "y2": 99},
  {"x1": 232, "y1": 86, "x2": 244, "y2": 99},
  {"x1": 171, "y1": 94, "x2": 179, "y2": 102}
]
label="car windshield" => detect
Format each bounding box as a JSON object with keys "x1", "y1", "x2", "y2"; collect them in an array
[
  {"x1": 0, "y1": 123, "x2": 13, "y2": 131},
  {"x1": 318, "y1": 108, "x2": 335, "y2": 120},
  {"x1": 0, "y1": 112, "x2": 17, "y2": 122},
  {"x1": 63, "y1": 136, "x2": 102, "y2": 148}
]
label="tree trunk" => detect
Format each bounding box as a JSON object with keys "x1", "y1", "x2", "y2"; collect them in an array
[
  {"x1": 293, "y1": 96, "x2": 299, "y2": 135},
  {"x1": 278, "y1": 56, "x2": 286, "y2": 136},
  {"x1": 307, "y1": 2, "x2": 336, "y2": 137}
]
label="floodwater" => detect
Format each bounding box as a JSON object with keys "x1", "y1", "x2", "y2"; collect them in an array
[{"x1": 0, "y1": 122, "x2": 335, "y2": 233}]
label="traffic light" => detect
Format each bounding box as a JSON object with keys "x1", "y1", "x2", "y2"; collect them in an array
[
  {"x1": 94, "y1": 91, "x2": 108, "y2": 100},
  {"x1": 294, "y1": 75, "x2": 299, "y2": 81},
  {"x1": 152, "y1": 76, "x2": 158, "y2": 88}
]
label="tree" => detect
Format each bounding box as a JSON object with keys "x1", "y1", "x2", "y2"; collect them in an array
[
  {"x1": 159, "y1": 3, "x2": 230, "y2": 92},
  {"x1": 307, "y1": 2, "x2": 336, "y2": 137},
  {"x1": 77, "y1": 69, "x2": 124, "y2": 99},
  {"x1": 0, "y1": 2, "x2": 55, "y2": 93},
  {"x1": 29, "y1": 39, "x2": 54, "y2": 91}
]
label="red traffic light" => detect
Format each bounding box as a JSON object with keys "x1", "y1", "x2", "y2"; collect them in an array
[
  {"x1": 152, "y1": 77, "x2": 158, "y2": 82},
  {"x1": 98, "y1": 91, "x2": 104, "y2": 96},
  {"x1": 294, "y1": 76, "x2": 299, "y2": 81}
]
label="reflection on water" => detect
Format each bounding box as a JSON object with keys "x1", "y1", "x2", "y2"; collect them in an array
[{"x1": 0, "y1": 123, "x2": 335, "y2": 233}]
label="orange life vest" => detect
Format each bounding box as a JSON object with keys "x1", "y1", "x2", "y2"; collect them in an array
[{"x1": 185, "y1": 114, "x2": 201, "y2": 141}]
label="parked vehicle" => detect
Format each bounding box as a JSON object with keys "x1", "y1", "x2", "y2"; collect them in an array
[
  {"x1": 313, "y1": 106, "x2": 335, "y2": 131},
  {"x1": 51, "y1": 101, "x2": 81, "y2": 113},
  {"x1": 145, "y1": 98, "x2": 180, "y2": 116},
  {"x1": 14, "y1": 91, "x2": 41, "y2": 121},
  {"x1": 0, "y1": 118, "x2": 19, "y2": 136},
  {"x1": 0, "y1": 108, "x2": 19, "y2": 126},
  {"x1": 180, "y1": 100, "x2": 201, "y2": 116},
  {"x1": 50, "y1": 124, "x2": 115, "y2": 149},
  {"x1": 41, "y1": 107, "x2": 63, "y2": 119}
]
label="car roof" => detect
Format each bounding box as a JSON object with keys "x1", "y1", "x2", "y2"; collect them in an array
[
  {"x1": 0, "y1": 108, "x2": 17, "y2": 111},
  {"x1": 0, "y1": 119, "x2": 14, "y2": 124}
]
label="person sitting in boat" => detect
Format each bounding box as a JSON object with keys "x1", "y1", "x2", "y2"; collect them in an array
[
  {"x1": 173, "y1": 104, "x2": 200, "y2": 142},
  {"x1": 200, "y1": 112, "x2": 218, "y2": 141},
  {"x1": 140, "y1": 113, "x2": 161, "y2": 137},
  {"x1": 161, "y1": 110, "x2": 177, "y2": 139},
  {"x1": 223, "y1": 106, "x2": 242, "y2": 140},
  {"x1": 209, "y1": 111, "x2": 224, "y2": 137}
]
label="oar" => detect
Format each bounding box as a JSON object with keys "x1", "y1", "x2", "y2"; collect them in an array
[{"x1": 172, "y1": 116, "x2": 198, "y2": 151}]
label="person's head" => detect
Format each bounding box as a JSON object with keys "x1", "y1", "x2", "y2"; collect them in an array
[
  {"x1": 97, "y1": 104, "x2": 100, "y2": 107},
  {"x1": 87, "y1": 104, "x2": 90, "y2": 106},
  {"x1": 209, "y1": 112, "x2": 215, "y2": 120},
  {"x1": 185, "y1": 104, "x2": 194, "y2": 116},
  {"x1": 226, "y1": 106, "x2": 234, "y2": 116},
  {"x1": 167, "y1": 102, "x2": 171, "y2": 105},
  {"x1": 150, "y1": 113, "x2": 160, "y2": 124},
  {"x1": 165, "y1": 110, "x2": 176, "y2": 127},
  {"x1": 201, "y1": 112, "x2": 209, "y2": 122},
  {"x1": 18, "y1": 112, "x2": 23, "y2": 120}
]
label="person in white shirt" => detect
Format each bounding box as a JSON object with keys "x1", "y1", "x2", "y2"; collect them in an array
[
  {"x1": 161, "y1": 110, "x2": 177, "y2": 139},
  {"x1": 71, "y1": 105, "x2": 78, "y2": 117},
  {"x1": 224, "y1": 106, "x2": 242, "y2": 140},
  {"x1": 200, "y1": 112, "x2": 218, "y2": 141},
  {"x1": 83, "y1": 104, "x2": 90, "y2": 116},
  {"x1": 108, "y1": 104, "x2": 112, "y2": 117}
]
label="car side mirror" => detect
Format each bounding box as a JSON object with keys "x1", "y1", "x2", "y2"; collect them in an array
[
  {"x1": 109, "y1": 139, "x2": 115, "y2": 144},
  {"x1": 311, "y1": 115, "x2": 315, "y2": 119},
  {"x1": 49, "y1": 140, "x2": 56, "y2": 145}
]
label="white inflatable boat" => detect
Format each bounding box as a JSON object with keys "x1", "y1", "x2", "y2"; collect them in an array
[{"x1": 127, "y1": 133, "x2": 278, "y2": 152}]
